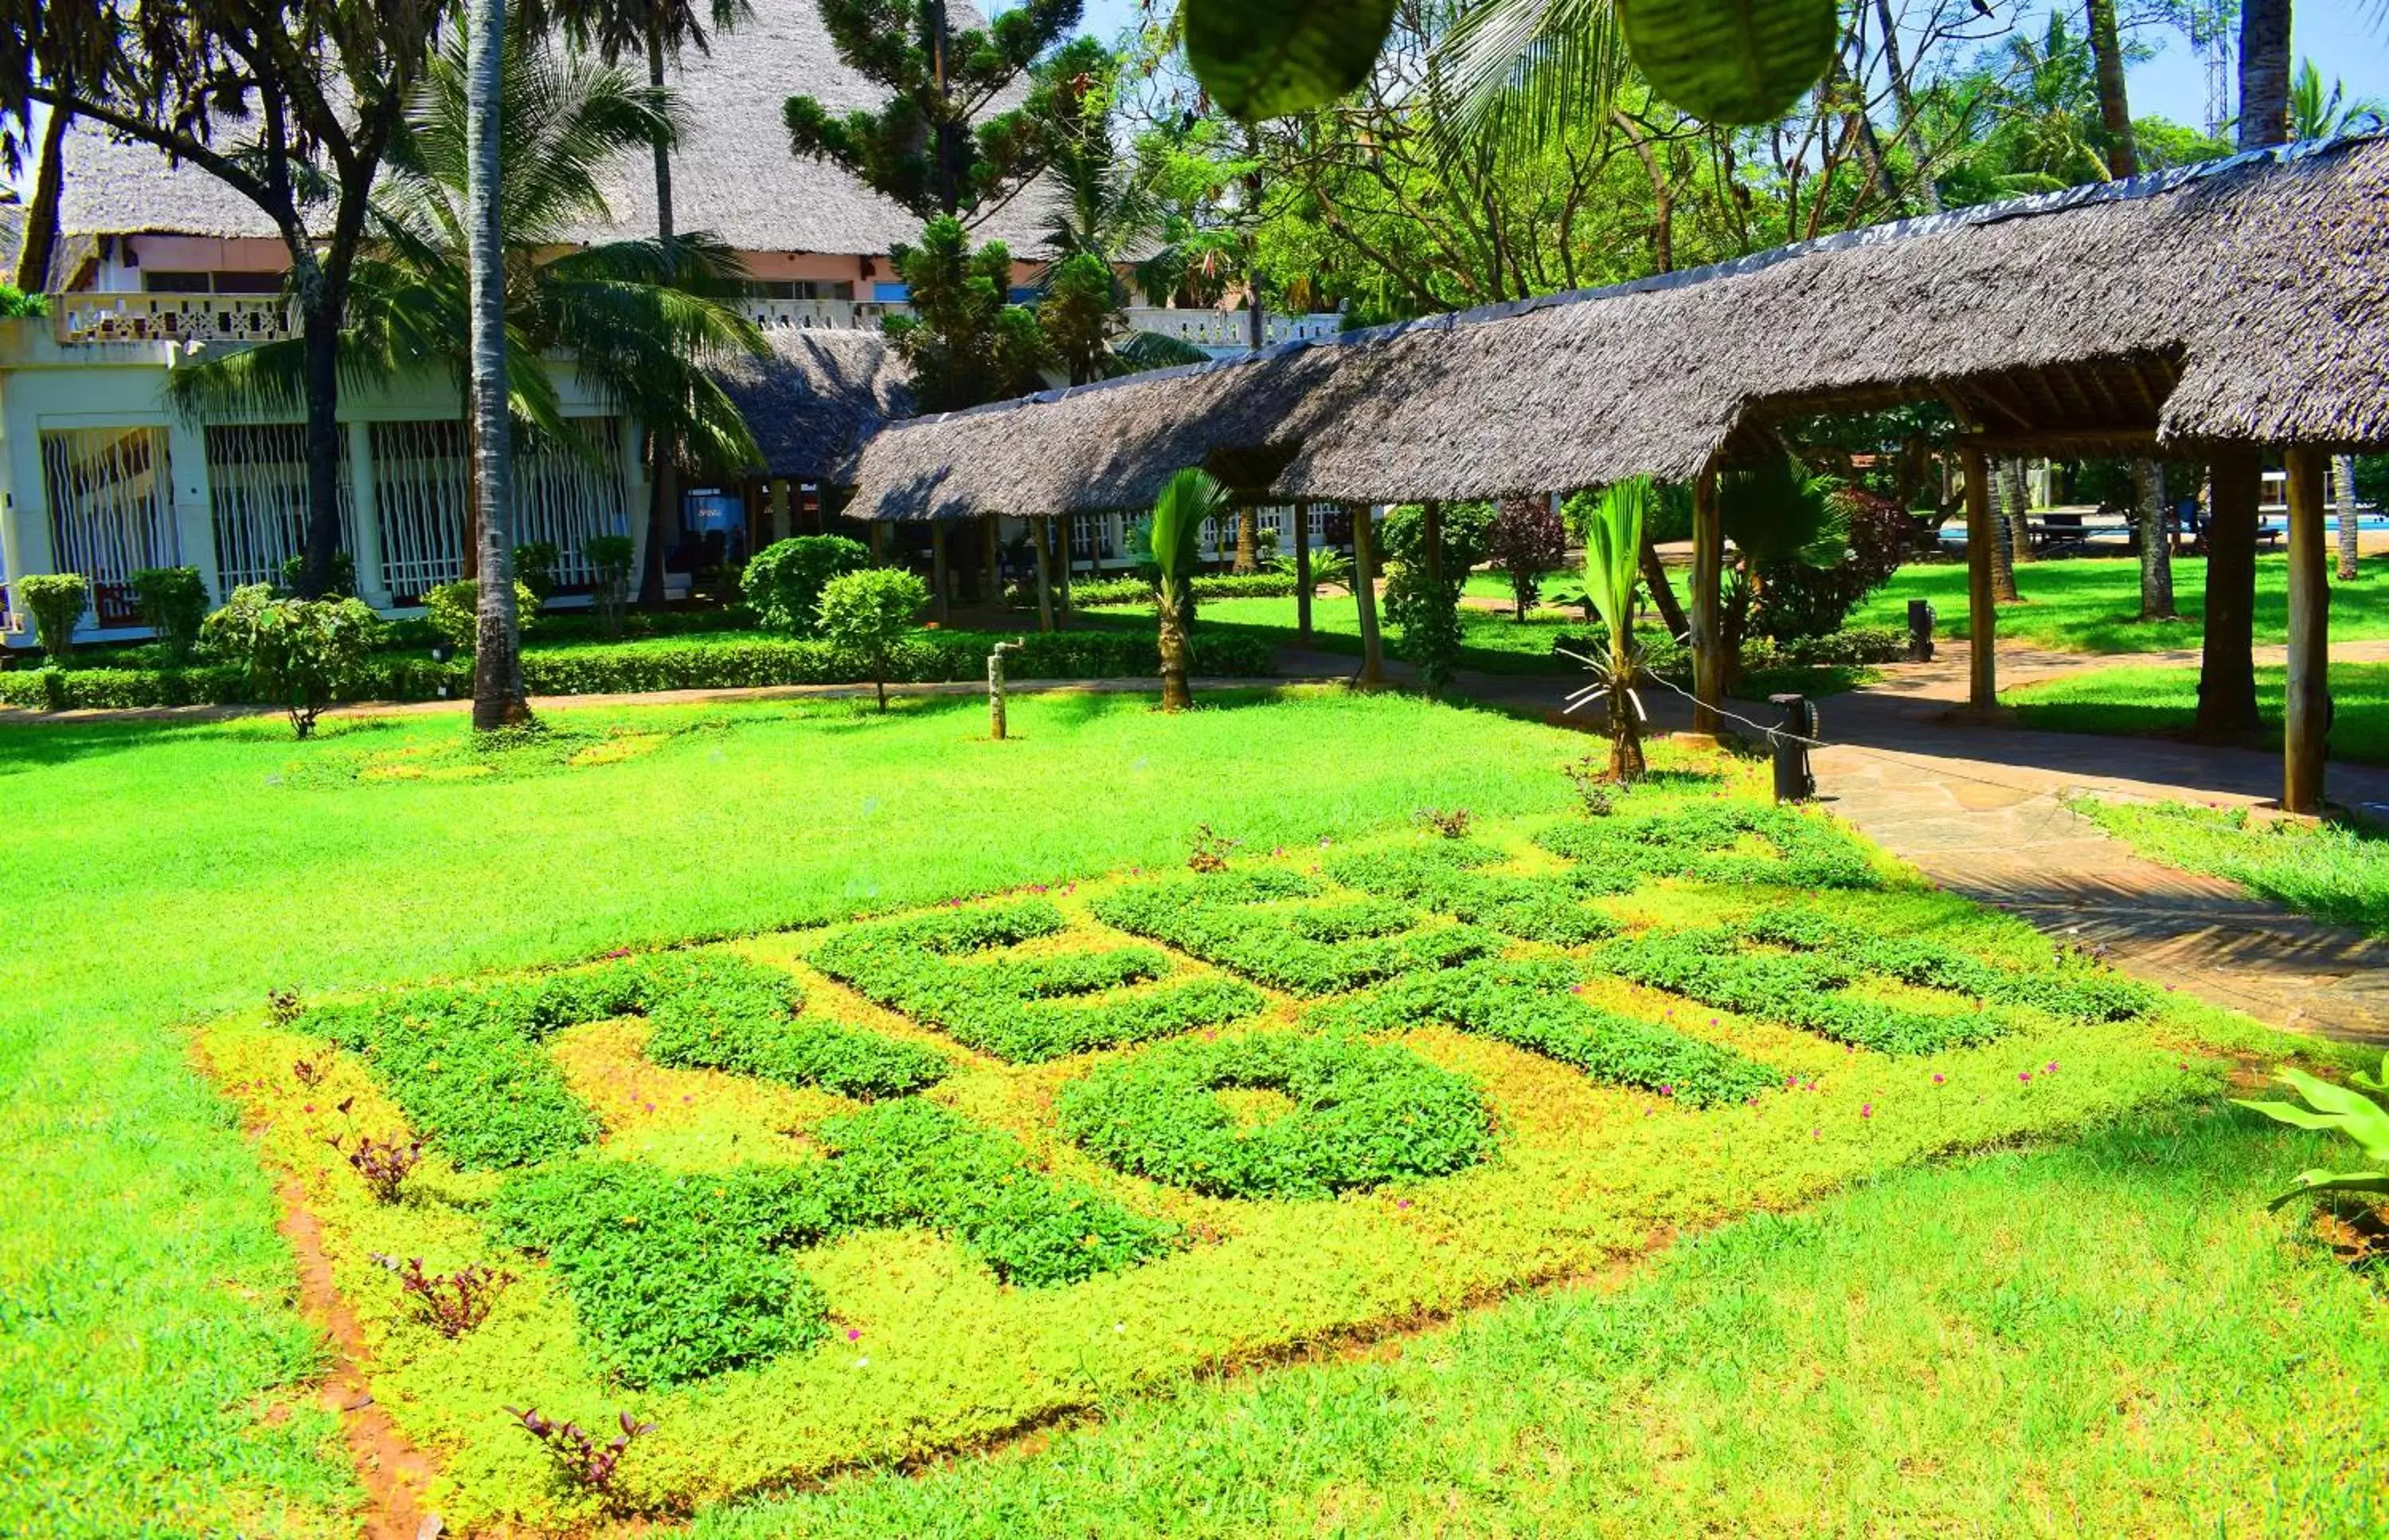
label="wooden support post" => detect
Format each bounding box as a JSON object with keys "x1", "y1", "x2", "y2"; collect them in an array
[
  {"x1": 1032, "y1": 516, "x2": 1055, "y2": 633},
  {"x1": 1689, "y1": 462, "x2": 1724, "y2": 735},
  {"x1": 870, "y1": 518, "x2": 889, "y2": 566},
  {"x1": 1960, "y1": 444, "x2": 1999, "y2": 713},
  {"x1": 1053, "y1": 514, "x2": 1071, "y2": 627},
  {"x1": 1351, "y1": 503, "x2": 1384, "y2": 686},
  {"x1": 930, "y1": 521, "x2": 951, "y2": 626},
  {"x1": 2196, "y1": 451, "x2": 2262, "y2": 743},
  {"x1": 768, "y1": 479, "x2": 791, "y2": 544},
  {"x1": 1292, "y1": 499, "x2": 1313, "y2": 640},
  {"x1": 982, "y1": 514, "x2": 1001, "y2": 607},
  {"x1": 2284, "y1": 447, "x2": 2330, "y2": 814}
]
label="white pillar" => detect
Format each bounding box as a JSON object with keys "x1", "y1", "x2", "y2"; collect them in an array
[
  {"x1": 163, "y1": 417, "x2": 219, "y2": 601},
  {"x1": 621, "y1": 416, "x2": 652, "y2": 579},
  {"x1": 348, "y1": 420, "x2": 390, "y2": 608}
]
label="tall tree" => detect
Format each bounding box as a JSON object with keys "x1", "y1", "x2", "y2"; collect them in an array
[
  {"x1": 784, "y1": 0, "x2": 1083, "y2": 222},
  {"x1": 525, "y1": 0, "x2": 751, "y2": 608},
  {"x1": 8, "y1": 101, "x2": 65, "y2": 291},
  {"x1": 4, "y1": 1, "x2": 443, "y2": 598},
  {"x1": 882, "y1": 216, "x2": 1047, "y2": 410},
  {"x1": 2237, "y1": 0, "x2": 2292, "y2": 150},
  {"x1": 465, "y1": 0, "x2": 530, "y2": 729}
]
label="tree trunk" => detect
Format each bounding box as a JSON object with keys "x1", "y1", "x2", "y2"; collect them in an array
[
  {"x1": 2237, "y1": 0, "x2": 2293, "y2": 151},
  {"x1": 295, "y1": 284, "x2": 346, "y2": 600},
  {"x1": 12, "y1": 101, "x2": 69, "y2": 291},
  {"x1": 1607, "y1": 641, "x2": 1645, "y2": 782},
  {"x1": 1639, "y1": 537, "x2": 1688, "y2": 638},
  {"x1": 1351, "y1": 504, "x2": 1384, "y2": 686},
  {"x1": 2134, "y1": 459, "x2": 2176, "y2": 620},
  {"x1": 1292, "y1": 500, "x2": 1313, "y2": 639},
  {"x1": 1690, "y1": 463, "x2": 1723, "y2": 735},
  {"x1": 2084, "y1": 0, "x2": 2139, "y2": 177},
  {"x1": 2335, "y1": 454, "x2": 2361, "y2": 581},
  {"x1": 635, "y1": 18, "x2": 678, "y2": 612},
  {"x1": 467, "y1": 0, "x2": 530, "y2": 731},
  {"x1": 2283, "y1": 448, "x2": 2330, "y2": 813},
  {"x1": 1999, "y1": 458, "x2": 2034, "y2": 571},
  {"x1": 1156, "y1": 588, "x2": 1192, "y2": 711},
  {"x1": 1233, "y1": 503, "x2": 1259, "y2": 573},
  {"x1": 1033, "y1": 517, "x2": 1054, "y2": 632},
  {"x1": 1875, "y1": 0, "x2": 1940, "y2": 213},
  {"x1": 1986, "y1": 459, "x2": 2019, "y2": 602},
  {"x1": 2195, "y1": 452, "x2": 2262, "y2": 742}
]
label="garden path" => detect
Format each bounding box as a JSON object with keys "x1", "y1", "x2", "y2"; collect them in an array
[{"x1": 1458, "y1": 639, "x2": 2389, "y2": 1045}]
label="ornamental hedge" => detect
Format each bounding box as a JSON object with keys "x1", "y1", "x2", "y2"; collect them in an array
[
  {"x1": 490, "y1": 1098, "x2": 1178, "y2": 1386},
  {"x1": 0, "y1": 628, "x2": 1277, "y2": 710},
  {"x1": 807, "y1": 900, "x2": 1268, "y2": 1062},
  {"x1": 1091, "y1": 870, "x2": 1497, "y2": 996},
  {"x1": 1347, "y1": 957, "x2": 1781, "y2": 1106},
  {"x1": 1069, "y1": 573, "x2": 1302, "y2": 608},
  {"x1": 1055, "y1": 1032, "x2": 1493, "y2": 1198}
]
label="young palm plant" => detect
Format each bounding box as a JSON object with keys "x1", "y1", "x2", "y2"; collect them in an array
[
  {"x1": 1576, "y1": 475, "x2": 1650, "y2": 783},
  {"x1": 1148, "y1": 467, "x2": 1228, "y2": 713}
]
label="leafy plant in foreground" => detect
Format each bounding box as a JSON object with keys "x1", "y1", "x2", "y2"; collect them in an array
[
  {"x1": 18, "y1": 573, "x2": 88, "y2": 664},
  {"x1": 373, "y1": 1253, "x2": 515, "y2": 1338},
  {"x1": 200, "y1": 584, "x2": 386, "y2": 738},
  {"x1": 1149, "y1": 468, "x2": 1226, "y2": 711},
  {"x1": 2235, "y1": 1057, "x2": 2389, "y2": 1211},
  {"x1": 506, "y1": 1407, "x2": 655, "y2": 1496},
  {"x1": 818, "y1": 567, "x2": 930, "y2": 712},
  {"x1": 336, "y1": 1134, "x2": 423, "y2": 1202},
  {"x1": 128, "y1": 566, "x2": 209, "y2": 663},
  {"x1": 1414, "y1": 807, "x2": 1474, "y2": 839}
]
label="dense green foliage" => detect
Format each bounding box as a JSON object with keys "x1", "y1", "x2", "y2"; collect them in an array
[
  {"x1": 1326, "y1": 841, "x2": 1617, "y2": 943},
  {"x1": 1536, "y1": 801, "x2": 1883, "y2": 892},
  {"x1": 423, "y1": 577, "x2": 540, "y2": 652},
  {"x1": 491, "y1": 1098, "x2": 1176, "y2": 1386},
  {"x1": 1070, "y1": 573, "x2": 1302, "y2": 607},
  {"x1": 127, "y1": 567, "x2": 210, "y2": 663},
  {"x1": 1092, "y1": 870, "x2": 1496, "y2": 995},
  {"x1": 1057, "y1": 1032, "x2": 1492, "y2": 1198},
  {"x1": 1378, "y1": 502, "x2": 1496, "y2": 690},
  {"x1": 198, "y1": 584, "x2": 388, "y2": 737},
  {"x1": 817, "y1": 568, "x2": 932, "y2": 710},
  {"x1": 808, "y1": 901, "x2": 1267, "y2": 1061},
  {"x1": 17, "y1": 573, "x2": 88, "y2": 663},
  {"x1": 741, "y1": 537, "x2": 871, "y2": 636}
]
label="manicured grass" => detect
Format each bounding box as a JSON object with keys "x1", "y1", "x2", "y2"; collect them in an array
[
  {"x1": 2071, "y1": 797, "x2": 2389, "y2": 939},
  {"x1": 2008, "y1": 661, "x2": 2389, "y2": 764},
  {"x1": 1862, "y1": 553, "x2": 2389, "y2": 655},
  {"x1": 697, "y1": 1104, "x2": 2389, "y2": 1538},
  {"x1": 0, "y1": 689, "x2": 1589, "y2": 1538},
  {"x1": 1077, "y1": 596, "x2": 1592, "y2": 675}
]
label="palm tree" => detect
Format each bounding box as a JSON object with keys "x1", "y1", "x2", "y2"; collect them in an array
[
  {"x1": 170, "y1": 38, "x2": 767, "y2": 604},
  {"x1": 1579, "y1": 475, "x2": 1651, "y2": 781},
  {"x1": 2238, "y1": 0, "x2": 2293, "y2": 150},
  {"x1": 1148, "y1": 467, "x2": 1226, "y2": 712},
  {"x1": 465, "y1": 0, "x2": 529, "y2": 729},
  {"x1": 528, "y1": 0, "x2": 753, "y2": 606},
  {"x1": 2288, "y1": 59, "x2": 2388, "y2": 140}
]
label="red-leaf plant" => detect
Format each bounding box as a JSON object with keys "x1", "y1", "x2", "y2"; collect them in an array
[
  {"x1": 330, "y1": 1133, "x2": 421, "y2": 1202},
  {"x1": 505, "y1": 1407, "x2": 656, "y2": 1495},
  {"x1": 371, "y1": 1254, "x2": 514, "y2": 1338}
]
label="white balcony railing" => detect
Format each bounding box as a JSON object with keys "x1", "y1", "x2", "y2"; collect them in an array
[
  {"x1": 55, "y1": 291, "x2": 298, "y2": 346},
  {"x1": 1124, "y1": 307, "x2": 1341, "y2": 354}
]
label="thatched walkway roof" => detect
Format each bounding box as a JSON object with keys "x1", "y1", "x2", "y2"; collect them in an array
[
  {"x1": 847, "y1": 133, "x2": 2389, "y2": 520},
  {"x1": 706, "y1": 330, "x2": 912, "y2": 483}
]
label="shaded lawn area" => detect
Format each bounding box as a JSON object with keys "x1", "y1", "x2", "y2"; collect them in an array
[
  {"x1": 0, "y1": 689, "x2": 1587, "y2": 1539},
  {"x1": 1860, "y1": 554, "x2": 2389, "y2": 655},
  {"x1": 2070, "y1": 797, "x2": 2389, "y2": 939},
  {"x1": 2008, "y1": 661, "x2": 2389, "y2": 764},
  {"x1": 698, "y1": 1104, "x2": 2389, "y2": 1539}
]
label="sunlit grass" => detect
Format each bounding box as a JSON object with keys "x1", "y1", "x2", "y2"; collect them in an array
[
  {"x1": 2070, "y1": 796, "x2": 2389, "y2": 939},
  {"x1": 2009, "y1": 661, "x2": 2389, "y2": 764}
]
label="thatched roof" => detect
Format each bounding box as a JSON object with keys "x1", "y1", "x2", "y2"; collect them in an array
[
  {"x1": 706, "y1": 328, "x2": 913, "y2": 482},
  {"x1": 52, "y1": 0, "x2": 1042, "y2": 258},
  {"x1": 846, "y1": 133, "x2": 2389, "y2": 519}
]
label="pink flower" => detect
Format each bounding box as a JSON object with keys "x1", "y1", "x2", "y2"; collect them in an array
[
  {"x1": 1930, "y1": 1073, "x2": 1944, "y2": 1085},
  {"x1": 2046, "y1": 1061, "x2": 2059, "y2": 1073},
  {"x1": 847, "y1": 1328, "x2": 862, "y2": 1342},
  {"x1": 2019, "y1": 1071, "x2": 2032, "y2": 1083},
  {"x1": 1397, "y1": 1198, "x2": 1412, "y2": 1210},
  {"x1": 1570, "y1": 983, "x2": 1583, "y2": 995},
  {"x1": 1860, "y1": 1103, "x2": 1873, "y2": 1119},
  {"x1": 1660, "y1": 1085, "x2": 1674, "y2": 1097}
]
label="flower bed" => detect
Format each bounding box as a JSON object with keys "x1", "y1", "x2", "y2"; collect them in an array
[{"x1": 198, "y1": 787, "x2": 2228, "y2": 1531}]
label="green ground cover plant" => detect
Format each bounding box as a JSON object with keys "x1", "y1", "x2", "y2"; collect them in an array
[
  {"x1": 1056, "y1": 1032, "x2": 1493, "y2": 1198},
  {"x1": 2, "y1": 688, "x2": 1591, "y2": 1538},
  {"x1": 1091, "y1": 870, "x2": 1497, "y2": 994},
  {"x1": 807, "y1": 900, "x2": 1268, "y2": 1061},
  {"x1": 2070, "y1": 796, "x2": 2389, "y2": 938},
  {"x1": 1327, "y1": 839, "x2": 1620, "y2": 943},
  {"x1": 2008, "y1": 660, "x2": 2389, "y2": 764},
  {"x1": 1537, "y1": 798, "x2": 1886, "y2": 891}
]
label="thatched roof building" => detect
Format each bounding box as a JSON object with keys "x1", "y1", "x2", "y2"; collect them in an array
[
  {"x1": 847, "y1": 133, "x2": 2389, "y2": 520},
  {"x1": 706, "y1": 330, "x2": 912, "y2": 483}
]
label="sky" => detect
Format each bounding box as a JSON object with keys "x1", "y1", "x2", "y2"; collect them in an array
[{"x1": 1069, "y1": 0, "x2": 2389, "y2": 135}]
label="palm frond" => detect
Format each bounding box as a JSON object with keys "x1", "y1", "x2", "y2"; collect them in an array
[
  {"x1": 1110, "y1": 330, "x2": 1214, "y2": 374},
  {"x1": 1582, "y1": 476, "x2": 1648, "y2": 646},
  {"x1": 1150, "y1": 467, "x2": 1228, "y2": 590},
  {"x1": 1425, "y1": 0, "x2": 1628, "y2": 162}
]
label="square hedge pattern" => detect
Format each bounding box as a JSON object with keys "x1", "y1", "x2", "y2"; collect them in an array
[{"x1": 201, "y1": 782, "x2": 2237, "y2": 1532}]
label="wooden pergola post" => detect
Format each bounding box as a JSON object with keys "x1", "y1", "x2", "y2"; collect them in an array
[
  {"x1": 1292, "y1": 499, "x2": 1313, "y2": 639},
  {"x1": 768, "y1": 479, "x2": 791, "y2": 544},
  {"x1": 2196, "y1": 451, "x2": 2262, "y2": 743},
  {"x1": 982, "y1": 514, "x2": 1002, "y2": 607},
  {"x1": 2284, "y1": 447, "x2": 2331, "y2": 813},
  {"x1": 929, "y1": 521, "x2": 951, "y2": 625},
  {"x1": 1960, "y1": 444, "x2": 1999, "y2": 713},
  {"x1": 1032, "y1": 516, "x2": 1055, "y2": 633},
  {"x1": 870, "y1": 518, "x2": 890, "y2": 566},
  {"x1": 1689, "y1": 461, "x2": 1724, "y2": 736},
  {"x1": 1351, "y1": 503, "x2": 1385, "y2": 686},
  {"x1": 1053, "y1": 514, "x2": 1072, "y2": 626}
]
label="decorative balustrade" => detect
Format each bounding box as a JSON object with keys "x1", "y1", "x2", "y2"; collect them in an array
[
  {"x1": 1123, "y1": 307, "x2": 1342, "y2": 353},
  {"x1": 54, "y1": 291, "x2": 298, "y2": 346},
  {"x1": 742, "y1": 297, "x2": 905, "y2": 332}
]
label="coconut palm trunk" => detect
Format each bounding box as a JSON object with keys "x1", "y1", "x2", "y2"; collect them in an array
[
  {"x1": 2000, "y1": 458, "x2": 2035, "y2": 569},
  {"x1": 466, "y1": 0, "x2": 530, "y2": 730},
  {"x1": 12, "y1": 101, "x2": 69, "y2": 291},
  {"x1": 1988, "y1": 462, "x2": 2020, "y2": 603},
  {"x1": 2336, "y1": 454, "x2": 2361, "y2": 581},
  {"x1": 1156, "y1": 587, "x2": 1193, "y2": 710},
  {"x1": 1234, "y1": 505, "x2": 1259, "y2": 573},
  {"x1": 2135, "y1": 459, "x2": 2176, "y2": 620}
]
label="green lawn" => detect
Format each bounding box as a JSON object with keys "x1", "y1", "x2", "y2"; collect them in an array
[
  {"x1": 1863, "y1": 554, "x2": 2389, "y2": 655},
  {"x1": 3, "y1": 686, "x2": 2375, "y2": 1536},
  {"x1": 2008, "y1": 661, "x2": 2389, "y2": 764},
  {"x1": 0, "y1": 689, "x2": 1586, "y2": 1538},
  {"x1": 2070, "y1": 797, "x2": 2389, "y2": 940}
]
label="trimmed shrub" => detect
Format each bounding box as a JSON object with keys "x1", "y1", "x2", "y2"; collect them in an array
[
  {"x1": 277, "y1": 549, "x2": 358, "y2": 599},
  {"x1": 742, "y1": 536, "x2": 870, "y2": 635},
  {"x1": 514, "y1": 542, "x2": 561, "y2": 606},
  {"x1": 583, "y1": 534, "x2": 635, "y2": 637},
  {"x1": 1348, "y1": 957, "x2": 1779, "y2": 1106},
  {"x1": 818, "y1": 568, "x2": 931, "y2": 711},
  {"x1": 18, "y1": 573, "x2": 88, "y2": 663},
  {"x1": 1071, "y1": 573, "x2": 1300, "y2": 608},
  {"x1": 636, "y1": 954, "x2": 948, "y2": 1100},
  {"x1": 200, "y1": 584, "x2": 387, "y2": 737},
  {"x1": 491, "y1": 1098, "x2": 1176, "y2": 1386},
  {"x1": 1536, "y1": 801, "x2": 1882, "y2": 893},
  {"x1": 1056, "y1": 1033, "x2": 1492, "y2": 1198},
  {"x1": 808, "y1": 900, "x2": 1266, "y2": 1061},
  {"x1": 1327, "y1": 842, "x2": 1619, "y2": 944},
  {"x1": 1091, "y1": 870, "x2": 1497, "y2": 995},
  {"x1": 129, "y1": 567, "x2": 209, "y2": 662}
]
